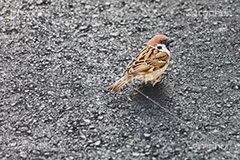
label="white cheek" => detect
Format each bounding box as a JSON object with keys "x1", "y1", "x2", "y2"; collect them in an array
[{"x1": 148, "y1": 44, "x2": 170, "y2": 56}]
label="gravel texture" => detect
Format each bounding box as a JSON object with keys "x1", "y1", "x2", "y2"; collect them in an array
[{"x1": 1, "y1": 0, "x2": 240, "y2": 159}]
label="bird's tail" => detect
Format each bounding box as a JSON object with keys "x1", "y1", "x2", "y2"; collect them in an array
[{"x1": 108, "y1": 75, "x2": 132, "y2": 93}]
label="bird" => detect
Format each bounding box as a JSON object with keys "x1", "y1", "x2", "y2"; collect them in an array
[{"x1": 108, "y1": 35, "x2": 174, "y2": 93}]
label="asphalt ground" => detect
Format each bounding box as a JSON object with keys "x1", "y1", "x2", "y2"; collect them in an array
[{"x1": 0, "y1": 0, "x2": 240, "y2": 159}]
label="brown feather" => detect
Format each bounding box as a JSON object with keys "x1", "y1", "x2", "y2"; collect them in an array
[
  {"x1": 108, "y1": 34, "x2": 172, "y2": 93},
  {"x1": 107, "y1": 76, "x2": 132, "y2": 93},
  {"x1": 124, "y1": 46, "x2": 169, "y2": 76}
]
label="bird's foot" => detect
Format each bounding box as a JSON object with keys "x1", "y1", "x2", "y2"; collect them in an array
[{"x1": 153, "y1": 77, "x2": 161, "y2": 86}]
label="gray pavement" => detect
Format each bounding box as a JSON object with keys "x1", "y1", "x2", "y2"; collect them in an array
[{"x1": 0, "y1": 0, "x2": 239, "y2": 159}]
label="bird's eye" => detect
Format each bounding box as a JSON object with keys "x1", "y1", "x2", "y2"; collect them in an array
[
  {"x1": 157, "y1": 46, "x2": 162, "y2": 50},
  {"x1": 159, "y1": 40, "x2": 163, "y2": 43}
]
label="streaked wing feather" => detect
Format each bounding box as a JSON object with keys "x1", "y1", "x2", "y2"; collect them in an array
[
  {"x1": 124, "y1": 46, "x2": 150, "y2": 73},
  {"x1": 130, "y1": 64, "x2": 153, "y2": 75},
  {"x1": 125, "y1": 46, "x2": 169, "y2": 76}
]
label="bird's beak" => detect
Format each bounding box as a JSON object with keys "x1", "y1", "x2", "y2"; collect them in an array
[
  {"x1": 166, "y1": 38, "x2": 174, "y2": 50},
  {"x1": 166, "y1": 38, "x2": 174, "y2": 45}
]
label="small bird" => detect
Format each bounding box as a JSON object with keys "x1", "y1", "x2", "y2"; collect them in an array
[{"x1": 108, "y1": 35, "x2": 174, "y2": 93}]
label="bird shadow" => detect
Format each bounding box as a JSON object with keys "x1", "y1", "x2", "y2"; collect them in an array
[
  {"x1": 134, "y1": 82, "x2": 172, "y2": 104},
  {"x1": 130, "y1": 81, "x2": 176, "y2": 117}
]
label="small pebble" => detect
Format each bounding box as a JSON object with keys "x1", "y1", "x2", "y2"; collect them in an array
[
  {"x1": 94, "y1": 140, "x2": 101, "y2": 146},
  {"x1": 132, "y1": 152, "x2": 140, "y2": 156},
  {"x1": 143, "y1": 133, "x2": 151, "y2": 138},
  {"x1": 110, "y1": 32, "x2": 120, "y2": 37}
]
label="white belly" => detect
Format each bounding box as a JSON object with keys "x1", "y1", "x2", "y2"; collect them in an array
[{"x1": 135, "y1": 63, "x2": 169, "y2": 82}]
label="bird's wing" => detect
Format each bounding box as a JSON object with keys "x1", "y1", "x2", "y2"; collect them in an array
[{"x1": 124, "y1": 46, "x2": 169, "y2": 76}]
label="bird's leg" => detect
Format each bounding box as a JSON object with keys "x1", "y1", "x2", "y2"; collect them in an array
[{"x1": 153, "y1": 77, "x2": 162, "y2": 86}]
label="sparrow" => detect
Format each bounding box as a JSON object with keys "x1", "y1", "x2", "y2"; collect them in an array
[{"x1": 108, "y1": 35, "x2": 174, "y2": 93}]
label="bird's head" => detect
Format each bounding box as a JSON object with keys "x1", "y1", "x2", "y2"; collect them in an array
[{"x1": 147, "y1": 35, "x2": 174, "y2": 50}]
